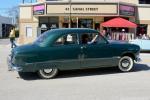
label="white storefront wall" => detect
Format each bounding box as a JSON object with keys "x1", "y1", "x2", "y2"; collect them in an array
[{"x1": 138, "y1": 5, "x2": 150, "y2": 36}]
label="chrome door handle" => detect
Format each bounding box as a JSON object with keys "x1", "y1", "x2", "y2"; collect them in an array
[{"x1": 81, "y1": 46, "x2": 86, "y2": 49}]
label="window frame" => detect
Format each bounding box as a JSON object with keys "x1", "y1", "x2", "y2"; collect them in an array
[
  {"x1": 79, "y1": 32, "x2": 108, "y2": 45},
  {"x1": 53, "y1": 33, "x2": 79, "y2": 47}
]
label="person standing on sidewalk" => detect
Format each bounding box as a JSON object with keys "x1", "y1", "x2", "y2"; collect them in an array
[{"x1": 9, "y1": 27, "x2": 17, "y2": 48}]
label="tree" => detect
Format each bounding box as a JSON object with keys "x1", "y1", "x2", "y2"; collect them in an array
[{"x1": 7, "y1": 6, "x2": 19, "y2": 27}]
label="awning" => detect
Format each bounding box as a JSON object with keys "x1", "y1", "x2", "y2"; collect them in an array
[{"x1": 101, "y1": 17, "x2": 137, "y2": 28}]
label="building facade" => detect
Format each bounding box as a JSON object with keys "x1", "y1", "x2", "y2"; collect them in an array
[
  {"x1": 19, "y1": 0, "x2": 150, "y2": 44},
  {"x1": 0, "y1": 16, "x2": 13, "y2": 38}
]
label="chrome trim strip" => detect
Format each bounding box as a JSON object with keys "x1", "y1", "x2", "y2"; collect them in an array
[{"x1": 25, "y1": 56, "x2": 120, "y2": 65}]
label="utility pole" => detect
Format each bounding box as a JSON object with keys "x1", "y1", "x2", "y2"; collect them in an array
[
  {"x1": 69, "y1": 0, "x2": 72, "y2": 28},
  {"x1": 22, "y1": 0, "x2": 25, "y2": 3}
]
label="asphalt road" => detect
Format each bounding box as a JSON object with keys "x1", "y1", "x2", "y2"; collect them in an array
[{"x1": 0, "y1": 39, "x2": 150, "y2": 100}]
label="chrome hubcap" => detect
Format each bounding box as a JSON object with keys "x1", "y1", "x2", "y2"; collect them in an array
[
  {"x1": 122, "y1": 60, "x2": 130, "y2": 68},
  {"x1": 43, "y1": 69, "x2": 53, "y2": 73}
]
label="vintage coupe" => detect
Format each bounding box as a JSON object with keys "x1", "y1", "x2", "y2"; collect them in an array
[{"x1": 7, "y1": 28, "x2": 140, "y2": 79}]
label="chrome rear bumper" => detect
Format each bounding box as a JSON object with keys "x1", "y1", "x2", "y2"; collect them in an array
[{"x1": 7, "y1": 55, "x2": 22, "y2": 71}]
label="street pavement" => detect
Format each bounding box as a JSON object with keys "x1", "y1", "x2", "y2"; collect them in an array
[{"x1": 0, "y1": 39, "x2": 150, "y2": 100}]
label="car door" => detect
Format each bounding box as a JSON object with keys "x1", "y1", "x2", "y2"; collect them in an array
[
  {"x1": 80, "y1": 33, "x2": 118, "y2": 68},
  {"x1": 49, "y1": 33, "x2": 81, "y2": 70}
]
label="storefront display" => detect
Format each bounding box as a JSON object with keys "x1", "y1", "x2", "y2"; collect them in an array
[
  {"x1": 19, "y1": 1, "x2": 141, "y2": 44},
  {"x1": 39, "y1": 17, "x2": 59, "y2": 33}
]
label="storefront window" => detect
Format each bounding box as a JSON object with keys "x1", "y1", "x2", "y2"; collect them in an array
[
  {"x1": 62, "y1": 23, "x2": 69, "y2": 28},
  {"x1": 95, "y1": 23, "x2": 100, "y2": 31},
  {"x1": 71, "y1": 22, "x2": 77, "y2": 28},
  {"x1": 136, "y1": 24, "x2": 148, "y2": 37},
  {"x1": 139, "y1": 0, "x2": 150, "y2": 4},
  {"x1": 78, "y1": 19, "x2": 93, "y2": 28},
  {"x1": 39, "y1": 17, "x2": 59, "y2": 33}
]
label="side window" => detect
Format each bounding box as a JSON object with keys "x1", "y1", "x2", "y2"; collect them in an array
[
  {"x1": 97, "y1": 35, "x2": 107, "y2": 44},
  {"x1": 81, "y1": 33, "x2": 89, "y2": 44},
  {"x1": 81, "y1": 33, "x2": 98, "y2": 44},
  {"x1": 54, "y1": 33, "x2": 78, "y2": 46}
]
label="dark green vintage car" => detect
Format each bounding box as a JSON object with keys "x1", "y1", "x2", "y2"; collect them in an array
[{"x1": 7, "y1": 28, "x2": 141, "y2": 79}]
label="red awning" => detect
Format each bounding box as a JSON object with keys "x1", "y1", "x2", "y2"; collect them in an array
[{"x1": 101, "y1": 17, "x2": 137, "y2": 28}]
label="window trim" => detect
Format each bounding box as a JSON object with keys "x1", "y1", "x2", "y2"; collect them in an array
[
  {"x1": 53, "y1": 33, "x2": 79, "y2": 47},
  {"x1": 79, "y1": 32, "x2": 108, "y2": 45}
]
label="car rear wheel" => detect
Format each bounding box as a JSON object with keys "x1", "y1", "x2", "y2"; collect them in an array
[
  {"x1": 37, "y1": 68, "x2": 58, "y2": 79},
  {"x1": 118, "y1": 56, "x2": 134, "y2": 72}
]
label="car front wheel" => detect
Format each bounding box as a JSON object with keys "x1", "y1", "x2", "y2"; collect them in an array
[
  {"x1": 118, "y1": 56, "x2": 134, "y2": 72},
  {"x1": 37, "y1": 68, "x2": 58, "y2": 79}
]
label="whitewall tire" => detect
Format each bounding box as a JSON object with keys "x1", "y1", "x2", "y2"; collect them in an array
[
  {"x1": 37, "y1": 68, "x2": 58, "y2": 79},
  {"x1": 118, "y1": 56, "x2": 134, "y2": 72}
]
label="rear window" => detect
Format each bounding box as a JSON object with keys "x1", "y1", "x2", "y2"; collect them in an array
[{"x1": 54, "y1": 33, "x2": 78, "y2": 46}]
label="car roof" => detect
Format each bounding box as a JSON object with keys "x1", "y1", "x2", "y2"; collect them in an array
[
  {"x1": 48, "y1": 28, "x2": 99, "y2": 36},
  {"x1": 39, "y1": 28, "x2": 102, "y2": 46}
]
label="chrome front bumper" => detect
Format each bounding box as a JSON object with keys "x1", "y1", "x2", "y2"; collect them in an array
[
  {"x1": 135, "y1": 54, "x2": 141, "y2": 62},
  {"x1": 7, "y1": 55, "x2": 22, "y2": 71},
  {"x1": 136, "y1": 57, "x2": 141, "y2": 62}
]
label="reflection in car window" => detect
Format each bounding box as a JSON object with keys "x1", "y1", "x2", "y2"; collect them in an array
[{"x1": 54, "y1": 33, "x2": 78, "y2": 46}]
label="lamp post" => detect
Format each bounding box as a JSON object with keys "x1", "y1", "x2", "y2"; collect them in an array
[
  {"x1": 22, "y1": 0, "x2": 25, "y2": 3},
  {"x1": 69, "y1": 0, "x2": 72, "y2": 28}
]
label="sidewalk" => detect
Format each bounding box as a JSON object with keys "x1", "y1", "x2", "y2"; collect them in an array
[
  {"x1": 0, "y1": 38, "x2": 10, "y2": 45},
  {"x1": 0, "y1": 38, "x2": 19, "y2": 48}
]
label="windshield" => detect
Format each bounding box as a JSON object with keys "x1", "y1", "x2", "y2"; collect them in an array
[{"x1": 34, "y1": 31, "x2": 50, "y2": 44}]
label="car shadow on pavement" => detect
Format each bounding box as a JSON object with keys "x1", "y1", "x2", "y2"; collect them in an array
[
  {"x1": 58, "y1": 63, "x2": 150, "y2": 79},
  {"x1": 19, "y1": 63, "x2": 150, "y2": 80},
  {"x1": 132, "y1": 63, "x2": 150, "y2": 72}
]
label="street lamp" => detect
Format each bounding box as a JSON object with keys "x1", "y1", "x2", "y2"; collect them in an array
[{"x1": 69, "y1": 0, "x2": 72, "y2": 28}]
